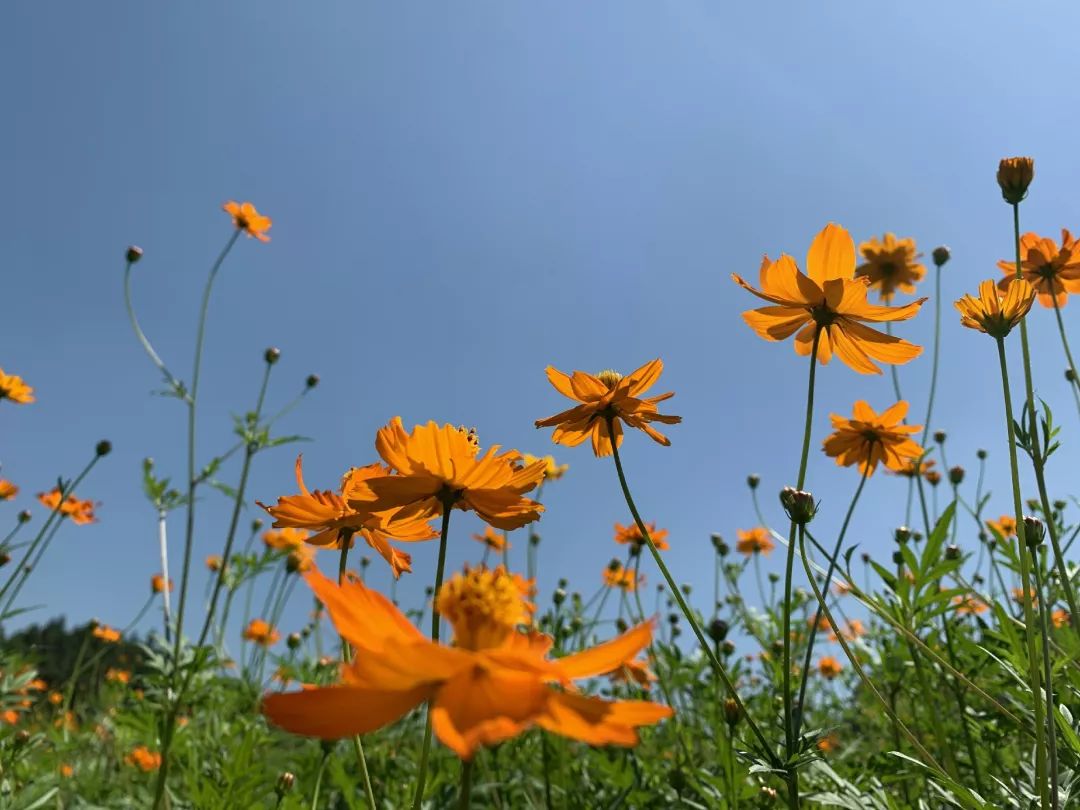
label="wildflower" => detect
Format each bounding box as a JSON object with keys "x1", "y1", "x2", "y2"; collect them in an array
[
  {"x1": 828, "y1": 620, "x2": 865, "y2": 642},
  {"x1": 59, "y1": 763, "x2": 74, "y2": 778},
  {"x1": 614, "y1": 521, "x2": 670, "y2": 551},
  {"x1": 924, "y1": 470, "x2": 942, "y2": 486},
  {"x1": 955, "y1": 278, "x2": 1036, "y2": 338},
  {"x1": 262, "y1": 567, "x2": 671, "y2": 759},
  {"x1": 286, "y1": 545, "x2": 316, "y2": 574},
  {"x1": 735, "y1": 527, "x2": 774, "y2": 556},
  {"x1": 1011, "y1": 587, "x2": 1038, "y2": 607},
  {"x1": 608, "y1": 657, "x2": 655, "y2": 690},
  {"x1": 855, "y1": 233, "x2": 926, "y2": 301},
  {"x1": 603, "y1": 563, "x2": 642, "y2": 592},
  {"x1": 997, "y1": 157, "x2": 1034, "y2": 204},
  {"x1": 997, "y1": 230, "x2": 1080, "y2": 308},
  {"x1": 244, "y1": 619, "x2": 280, "y2": 647},
  {"x1": 124, "y1": 746, "x2": 162, "y2": 772},
  {"x1": 0, "y1": 710, "x2": 18, "y2": 725},
  {"x1": 263, "y1": 527, "x2": 310, "y2": 551},
  {"x1": 986, "y1": 515, "x2": 1017, "y2": 540},
  {"x1": 521, "y1": 454, "x2": 568, "y2": 481},
  {"x1": 893, "y1": 459, "x2": 936, "y2": 481},
  {"x1": 206, "y1": 555, "x2": 223, "y2": 572},
  {"x1": 150, "y1": 574, "x2": 173, "y2": 594},
  {"x1": 37, "y1": 489, "x2": 97, "y2": 524},
  {"x1": 0, "y1": 480, "x2": 17, "y2": 500},
  {"x1": 92, "y1": 625, "x2": 120, "y2": 643},
  {"x1": 346, "y1": 419, "x2": 546, "y2": 531},
  {"x1": 222, "y1": 201, "x2": 272, "y2": 242},
  {"x1": 473, "y1": 526, "x2": 509, "y2": 552},
  {"x1": 105, "y1": 668, "x2": 131, "y2": 685},
  {"x1": 817, "y1": 733, "x2": 840, "y2": 753},
  {"x1": 1052, "y1": 609, "x2": 1071, "y2": 629},
  {"x1": 732, "y1": 223, "x2": 925, "y2": 375},
  {"x1": 952, "y1": 594, "x2": 988, "y2": 615},
  {"x1": 817, "y1": 656, "x2": 843, "y2": 679},
  {"x1": 808, "y1": 614, "x2": 831, "y2": 633},
  {"x1": 833, "y1": 582, "x2": 851, "y2": 596},
  {"x1": 0, "y1": 369, "x2": 34, "y2": 404},
  {"x1": 534, "y1": 359, "x2": 681, "y2": 456},
  {"x1": 48, "y1": 691, "x2": 63, "y2": 705}
]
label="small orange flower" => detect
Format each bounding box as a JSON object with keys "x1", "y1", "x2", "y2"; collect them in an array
[
  {"x1": 1052, "y1": 609, "x2": 1071, "y2": 629},
  {"x1": 534, "y1": 359, "x2": 681, "y2": 456},
  {"x1": 522, "y1": 454, "x2": 569, "y2": 481},
  {"x1": 817, "y1": 733, "x2": 840, "y2": 753},
  {"x1": 263, "y1": 527, "x2": 310, "y2": 551},
  {"x1": 603, "y1": 562, "x2": 642, "y2": 592},
  {"x1": 955, "y1": 278, "x2": 1036, "y2": 338},
  {"x1": 206, "y1": 555, "x2": 224, "y2": 572},
  {"x1": 893, "y1": 458, "x2": 936, "y2": 480},
  {"x1": 1011, "y1": 587, "x2": 1038, "y2": 607},
  {"x1": 105, "y1": 668, "x2": 131, "y2": 685},
  {"x1": 37, "y1": 489, "x2": 97, "y2": 524},
  {"x1": 124, "y1": 746, "x2": 162, "y2": 772},
  {"x1": 998, "y1": 230, "x2": 1080, "y2": 308},
  {"x1": 808, "y1": 614, "x2": 831, "y2": 633},
  {"x1": 822, "y1": 401, "x2": 923, "y2": 476},
  {"x1": 817, "y1": 656, "x2": 843, "y2": 679},
  {"x1": 244, "y1": 619, "x2": 280, "y2": 647},
  {"x1": 0, "y1": 369, "x2": 34, "y2": 404},
  {"x1": 472, "y1": 526, "x2": 509, "y2": 552},
  {"x1": 986, "y1": 515, "x2": 1017, "y2": 540},
  {"x1": 614, "y1": 521, "x2": 669, "y2": 551},
  {"x1": 92, "y1": 625, "x2": 121, "y2": 643},
  {"x1": 735, "y1": 527, "x2": 774, "y2": 556},
  {"x1": 0, "y1": 709, "x2": 18, "y2": 725},
  {"x1": 732, "y1": 224, "x2": 926, "y2": 375},
  {"x1": 827, "y1": 619, "x2": 865, "y2": 642},
  {"x1": 855, "y1": 233, "x2": 925, "y2": 301},
  {"x1": 222, "y1": 201, "x2": 272, "y2": 242},
  {"x1": 953, "y1": 594, "x2": 988, "y2": 615},
  {"x1": 262, "y1": 567, "x2": 671, "y2": 759},
  {"x1": 150, "y1": 574, "x2": 173, "y2": 594},
  {"x1": 287, "y1": 545, "x2": 316, "y2": 574},
  {"x1": 997, "y1": 157, "x2": 1034, "y2": 204},
  {"x1": 833, "y1": 582, "x2": 851, "y2": 597},
  {"x1": 0, "y1": 480, "x2": 18, "y2": 501},
  {"x1": 59, "y1": 763, "x2": 74, "y2": 778},
  {"x1": 607, "y1": 657, "x2": 656, "y2": 690},
  {"x1": 48, "y1": 691, "x2": 63, "y2": 705}
]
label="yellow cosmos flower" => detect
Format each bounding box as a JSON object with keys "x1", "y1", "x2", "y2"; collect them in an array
[
  {"x1": 855, "y1": 233, "x2": 926, "y2": 301},
  {"x1": 262, "y1": 567, "x2": 671, "y2": 759},
  {"x1": 732, "y1": 223, "x2": 926, "y2": 374},
  {"x1": 997, "y1": 229, "x2": 1080, "y2": 308},
  {"x1": 986, "y1": 514, "x2": 1017, "y2": 540},
  {"x1": 822, "y1": 401, "x2": 923, "y2": 476},
  {"x1": 735, "y1": 527, "x2": 774, "y2": 556},
  {"x1": 0, "y1": 369, "x2": 34, "y2": 404},
  {"x1": 92, "y1": 625, "x2": 121, "y2": 643},
  {"x1": 472, "y1": 526, "x2": 509, "y2": 552},
  {"x1": 222, "y1": 201, "x2": 272, "y2": 242},
  {"x1": 603, "y1": 562, "x2": 642, "y2": 592},
  {"x1": 955, "y1": 278, "x2": 1036, "y2": 338},
  {"x1": 997, "y1": 157, "x2": 1034, "y2": 204},
  {"x1": 244, "y1": 619, "x2": 280, "y2": 647},
  {"x1": 614, "y1": 521, "x2": 670, "y2": 551},
  {"x1": 522, "y1": 454, "x2": 569, "y2": 481},
  {"x1": 534, "y1": 359, "x2": 681, "y2": 457}
]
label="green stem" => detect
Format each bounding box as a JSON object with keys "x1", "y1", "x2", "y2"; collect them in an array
[
  {"x1": 457, "y1": 759, "x2": 474, "y2": 810},
  {"x1": 309, "y1": 750, "x2": 330, "y2": 810},
  {"x1": 1033, "y1": 554, "x2": 1061, "y2": 809},
  {"x1": 922, "y1": 264, "x2": 943, "y2": 437},
  {"x1": 1050, "y1": 293, "x2": 1080, "y2": 419}
]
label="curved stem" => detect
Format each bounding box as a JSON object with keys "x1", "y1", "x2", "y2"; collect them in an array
[
  {"x1": 922, "y1": 264, "x2": 943, "y2": 437},
  {"x1": 1050, "y1": 294, "x2": 1080, "y2": 419},
  {"x1": 124, "y1": 258, "x2": 183, "y2": 394}
]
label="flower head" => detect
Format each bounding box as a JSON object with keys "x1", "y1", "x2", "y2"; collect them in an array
[
  {"x1": 92, "y1": 625, "x2": 121, "y2": 643},
  {"x1": 607, "y1": 657, "x2": 656, "y2": 690},
  {"x1": 0, "y1": 369, "x2": 34, "y2": 404},
  {"x1": 602, "y1": 562, "x2": 642, "y2": 592},
  {"x1": 534, "y1": 360, "x2": 681, "y2": 457},
  {"x1": 472, "y1": 526, "x2": 509, "y2": 552},
  {"x1": 150, "y1": 574, "x2": 173, "y2": 594},
  {"x1": 262, "y1": 568, "x2": 672, "y2": 759},
  {"x1": 223, "y1": 201, "x2": 272, "y2": 242},
  {"x1": 124, "y1": 746, "x2": 162, "y2": 772},
  {"x1": 986, "y1": 515, "x2": 1017, "y2": 540},
  {"x1": 997, "y1": 157, "x2": 1034, "y2": 204},
  {"x1": 997, "y1": 230, "x2": 1080, "y2": 308},
  {"x1": 37, "y1": 489, "x2": 97, "y2": 525},
  {"x1": 522, "y1": 454, "x2": 568, "y2": 482},
  {"x1": 855, "y1": 233, "x2": 926, "y2": 301},
  {"x1": 732, "y1": 224, "x2": 926, "y2": 374},
  {"x1": 0, "y1": 480, "x2": 17, "y2": 501},
  {"x1": 817, "y1": 656, "x2": 843, "y2": 679},
  {"x1": 263, "y1": 527, "x2": 310, "y2": 551},
  {"x1": 956, "y1": 279, "x2": 1036, "y2": 338},
  {"x1": 953, "y1": 594, "x2": 988, "y2": 615},
  {"x1": 244, "y1": 619, "x2": 280, "y2": 647},
  {"x1": 614, "y1": 521, "x2": 669, "y2": 551},
  {"x1": 822, "y1": 401, "x2": 924, "y2": 476},
  {"x1": 735, "y1": 527, "x2": 774, "y2": 556}
]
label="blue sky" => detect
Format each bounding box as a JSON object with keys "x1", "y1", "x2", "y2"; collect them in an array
[{"x1": 3, "y1": 1, "x2": 1080, "y2": 644}]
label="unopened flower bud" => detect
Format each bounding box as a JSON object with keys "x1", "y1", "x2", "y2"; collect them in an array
[
  {"x1": 723, "y1": 697, "x2": 741, "y2": 725},
  {"x1": 932, "y1": 246, "x2": 950, "y2": 267},
  {"x1": 721, "y1": 639, "x2": 736, "y2": 656},
  {"x1": 747, "y1": 474, "x2": 760, "y2": 490},
  {"x1": 933, "y1": 430, "x2": 946, "y2": 444},
  {"x1": 977, "y1": 448, "x2": 988, "y2": 460},
  {"x1": 708, "y1": 618, "x2": 729, "y2": 642},
  {"x1": 0, "y1": 553, "x2": 9, "y2": 568},
  {"x1": 264, "y1": 347, "x2": 281, "y2": 365},
  {"x1": 569, "y1": 616, "x2": 583, "y2": 632},
  {"x1": 1067, "y1": 368, "x2": 1077, "y2": 383},
  {"x1": 770, "y1": 640, "x2": 783, "y2": 656},
  {"x1": 615, "y1": 618, "x2": 628, "y2": 634},
  {"x1": 680, "y1": 583, "x2": 692, "y2": 596},
  {"x1": 780, "y1": 487, "x2": 817, "y2": 525},
  {"x1": 668, "y1": 613, "x2": 680, "y2": 626},
  {"x1": 997, "y1": 156, "x2": 1034, "y2": 205},
  {"x1": 361, "y1": 556, "x2": 371, "y2": 568},
  {"x1": 911, "y1": 531, "x2": 923, "y2": 543},
  {"x1": 973, "y1": 574, "x2": 985, "y2": 585},
  {"x1": 552, "y1": 588, "x2": 566, "y2": 606},
  {"x1": 529, "y1": 532, "x2": 541, "y2": 547},
  {"x1": 1023, "y1": 516, "x2": 1046, "y2": 549},
  {"x1": 96, "y1": 440, "x2": 112, "y2": 457},
  {"x1": 949, "y1": 466, "x2": 965, "y2": 485},
  {"x1": 14, "y1": 730, "x2": 30, "y2": 746},
  {"x1": 1026, "y1": 498, "x2": 1040, "y2": 512},
  {"x1": 894, "y1": 526, "x2": 911, "y2": 544},
  {"x1": 711, "y1": 533, "x2": 728, "y2": 556},
  {"x1": 17, "y1": 510, "x2": 31, "y2": 524},
  {"x1": 607, "y1": 558, "x2": 621, "y2": 572},
  {"x1": 276, "y1": 771, "x2": 296, "y2": 796},
  {"x1": 768, "y1": 572, "x2": 780, "y2": 584},
  {"x1": 126, "y1": 245, "x2": 144, "y2": 264},
  {"x1": 305, "y1": 374, "x2": 320, "y2": 389},
  {"x1": 287, "y1": 632, "x2": 301, "y2": 650},
  {"x1": 424, "y1": 586, "x2": 434, "y2": 597},
  {"x1": 1054, "y1": 500, "x2": 1068, "y2": 511},
  {"x1": 945, "y1": 545, "x2": 960, "y2": 561},
  {"x1": 251, "y1": 519, "x2": 264, "y2": 533},
  {"x1": 861, "y1": 552, "x2": 871, "y2": 564},
  {"x1": 892, "y1": 551, "x2": 903, "y2": 565}
]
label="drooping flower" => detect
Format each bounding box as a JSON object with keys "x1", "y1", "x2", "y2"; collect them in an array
[
  {"x1": 0, "y1": 480, "x2": 17, "y2": 501},
  {"x1": 346, "y1": 420, "x2": 546, "y2": 532},
  {"x1": 614, "y1": 521, "x2": 670, "y2": 551},
  {"x1": 534, "y1": 360, "x2": 681, "y2": 457},
  {"x1": 262, "y1": 567, "x2": 671, "y2": 760},
  {"x1": 855, "y1": 233, "x2": 926, "y2": 301},
  {"x1": 735, "y1": 527, "x2": 774, "y2": 556},
  {"x1": 0, "y1": 369, "x2": 34, "y2": 404},
  {"x1": 732, "y1": 223, "x2": 926, "y2": 374},
  {"x1": 998, "y1": 230, "x2": 1080, "y2": 308},
  {"x1": 244, "y1": 619, "x2": 281, "y2": 647},
  {"x1": 222, "y1": 201, "x2": 272, "y2": 242},
  {"x1": 822, "y1": 401, "x2": 924, "y2": 476},
  {"x1": 955, "y1": 278, "x2": 1036, "y2": 338},
  {"x1": 603, "y1": 562, "x2": 642, "y2": 592},
  {"x1": 472, "y1": 526, "x2": 509, "y2": 552},
  {"x1": 986, "y1": 515, "x2": 1017, "y2": 540},
  {"x1": 124, "y1": 746, "x2": 162, "y2": 772},
  {"x1": 287, "y1": 545, "x2": 316, "y2": 574},
  {"x1": 92, "y1": 625, "x2": 121, "y2": 643},
  {"x1": 522, "y1": 454, "x2": 569, "y2": 481},
  {"x1": 817, "y1": 656, "x2": 843, "y2": 679},
  {"x1": 150, "y1": 574, "x2": 173, "y2": 594}
]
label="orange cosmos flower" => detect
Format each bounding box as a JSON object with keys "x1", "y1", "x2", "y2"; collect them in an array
[
  {"x1": 346, "y1": 419, "x2": 545, "y2": 532},
  {"x1": 608, "y1": 657, "x2": 655, "y2": 690},
  {"x1": 822, "y1": 400, "x2": 923, "y2": 476},
  {"x1": 953, "y1": 594, "x2": 988, "y2": 615},
  {"x1": 1052, "y1": 609, "x2": 1071, "y2": 629},
  {"x1": 263, "y1": 527, "x2": 310, "y2": 551},
  {"x1": 534, "y1": 359, "x2": 681, "y2": 457},
  {"x1": 222, "y1": 201, "x2": 272, "y2": 242},
  {"x1": 614, "y1": 521, "x2": 669, "y2": 551},
  {"x1": 59, "y1": 763, "x2": 74, "y2": 778},
  {"x1": 0, "y1": 480, "x2": 17, "y2": 501},
  {"x1": 48, "y1": 691, "x2": 63, "y2": 705},
  {"x1": 522, "y1": 454, "x2": 569, "y2": 481},
  {"x1": 855, "y1": 233, "x2": 926, "y2": 301},
  {"x1": 1011, "y1": 587, "x2": 1038, "y2": 607},
  {"x1": 732, "y1": 224, "x2": 925, "y2": 374},
  {"x1": 124, "y1": 746, "x2": 162, "y2": 772},
  {"x1": 150, "y1": 574, "x2": 173, "y2": 594},
  {"x1": 106, "y1": 668, "x2": 131, "y2": 685},
  {"x1": 827, "y1": 619, "x2": 865, "y2": 643},
  {"x1": 892, "y1": 458, "x2": 936, "y2": 481},
  {"x1": 37, "y1": 489, "x2": 97, "y2": 524},
  {"x1": 92, "y1": 625, "x2": 120, "y2": 643},
  {"x1": 473, "y1": 526, "x2": 509, "y2": 552},
  {"x1": 262, "y1": 567, "x2": 671, "y2": 759},
  {"x1": 603, "y1": 562, "x2": 642, "y2": 592},
  {"x1": 735, "y1": 527, "x2": 774, "y2": 556},
  {"x1": 817, "y1": 733, "x2": 840, "y2": 753},
  {"x1": 206, "y1": 554, "x2": 224, "y2": 572},
  {"x1": 287, "y1": 545, "x2": 316, "y2": 574},
  {"x1": 244, "y1": 619, "x2": 280, "y2": 647},
  {"x1": 986, "y1": 515, "x2": 1017, "y2": 540},
  {"x1": 998, "y1": 230, "x2": 1080, "y2": 308},
  {"x1": 0, "y1": 710, "x2": 19, "y2": 725},
  {"x1": 955, "y1": 278, "x2": 1036, "y2": 338},
  {"x1": 0, "y1": 369, "x2": 34, "y2": 404},
  {"x1": 997, "y1": 157, "x2": 1034, "y2": 204},
  {"x1": 817, "y1": 656, "x2": 843, "y2": 679},
  {"x1": 259, "y1": 456, "x2": 438, "y2": 579}
]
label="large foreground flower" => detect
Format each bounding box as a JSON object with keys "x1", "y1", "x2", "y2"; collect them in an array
[
  {"x1": 262, "y1": 567, "x2": 672, "y2": 759},
  {"x1": 855, "y1": 233, "x2": 926, "y2": 301},
  {"x1": 955, "y1": 279, "x2": 1036, "y2": 338},
  {"x1": 346, "y1": 419, "x2": 546, "y2": 531},
  {"x1": 0, "y1": 369, "x2": 34, "y2": 404},
  {"x1": 997, "y1": 230, "x2": 1080, "y2": 308},
  {"x1": 732, "y1": 224, "x2": 926, "y2": 374},
  {"x1": 534, "y1": 359, "x2": 681, "y2": 457},
  {"x1": 822, "y1": 401, "x2": 923, "y2": 476}
]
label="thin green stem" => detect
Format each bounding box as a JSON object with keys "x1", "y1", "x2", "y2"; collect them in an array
[
  {"x1": 309, "y1": 749, "x2": 330, "y2": 810},
  {"x1": 457, "y1": 759, "x2": 475, "y2": 810},
  {"x1": 1033, "y1": 555, "x2": 1060, "y2": 810},
  {"x1": 923, "y1": 264, "x2": 943, "y2": 437},
  {"x1": 1050, "y1": 293, "x2": 1080, "y2": 419}
]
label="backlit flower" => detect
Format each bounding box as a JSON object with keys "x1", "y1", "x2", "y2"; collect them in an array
[
  {"x1": 955, "y1": 278, "x2": 1036, "y2": 338},
  {"x1": 608, "y1": 657, "x2": 655, "y2": 690},
  {"x1": 0, "y1": 369, "x2": 34, "y2": 404},
  {"x1": 732, "y1": 224, "x2": 926, "y2": 374},
  {"x1": 855, "y1": 233, "x2": 925, "y2": 301},
  {"x1": 287, "y1": 545, "x2": 316, "y2": 574},
  {"x1": 828, "y1": 619, "x2": 865, "y2": 642},
  {"x1": 893, "y1": 458, "x2": 936, "y2": 480},
  {"x1": 92, "y1": 625, "x2": 120, "y2": 643},
  {"x1": 1052, "y1": 609, "x2": 1071, "y2": 628},
  {"x1": 817, "y1": 656, "x2": 843, "y2": 679},
  {"x1": 472, "y1": 526, "x2": 509, "y2": 552},
  {"x1": 37, "y1": 489, "x2": 97, "y2": 524},
  {"x1": 150, "y1": 574, "x2": 173, "y2": 594},
  {"x1": 347, "y1": 419, "x2": 546, "y2": 532},
  {"x1": 263, "y1": 527, "x2": 310, "y2": 551},
  {"x1": 124, "y1": 746, "x2": 162, "y2": 772},
  {"x1": 262, "y1": 567, "x2": 671, "y2": 759},
  {"x1": 244, "y1": 619, "x2": 280, "y2": 647},
  {"x1": 223, "y1": 201, "x2": 272, "y2": 242},
  {"x1": 998, "y1": 230, "x2": 1080, "y2": 308},
  {"x1": 534, "y1": 360, "x2": 681, "y2": 456},
  {"x1": 997, "y1": 157, "x2": 1034, "y2": 205},
  {"x1": 522, "y1": 454, "x2": 569, "y2": 481},
  {"x1": 0, "y1": 480, "x2": 17, "y2": 501},
  {"x1": 986, "y1": 515, "x2": 1017, "y2": 540},
  {"x1": 614, "y1": 521, "x2": 669, "y2": 551},
  {"x1": 735, "y1": 527, "x2": 774, "y2": 556},
  {"x1": 603, "y1": 562, "x2": 642, "y2": 592},
  {"x1": 822, "y1": 400, "x2": 923, "y2": 476}
]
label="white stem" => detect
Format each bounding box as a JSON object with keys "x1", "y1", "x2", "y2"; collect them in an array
[{"x1": 158, "y1": 509, "x2": 172, "y2": 641}]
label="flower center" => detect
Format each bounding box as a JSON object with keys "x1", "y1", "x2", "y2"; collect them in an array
[
  {"x1": 596, "y1": 369, "x2": 624, "y2": 389},
  {"x1": 809, "y1": 306, "x2": 836, "y2": 327},
  {"x1": 436, "y1": 566, "x2": 530, "y2": 651}
]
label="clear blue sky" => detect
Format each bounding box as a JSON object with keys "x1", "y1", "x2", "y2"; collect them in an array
[{"x1": 4, "y1": 1, "x2": 1080, "y2": 640}]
